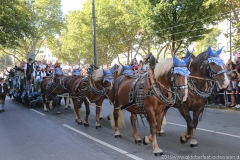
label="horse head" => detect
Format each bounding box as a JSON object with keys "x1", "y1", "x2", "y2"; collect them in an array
[
  {"x1": 87, "y1": 64, "x2": 99, "y2": 75},
  {"x1": 116, "y1": 64, "x2": 134, "y2": 77},
  {"x1": 191, "y1": 46, "x2": 229, "y2": 89},
  {"x1": 154, "y1": 54, "x2": 191, "y2": 103},
  {"x1": 171, "y1": 55, "x2": 191, "y2": 102}
]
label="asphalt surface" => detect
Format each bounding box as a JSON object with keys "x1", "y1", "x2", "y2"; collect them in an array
[{"x1": 0, "y1": 97, "x2": 240, "y2": 160}]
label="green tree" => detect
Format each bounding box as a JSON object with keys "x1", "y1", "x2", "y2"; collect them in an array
[
  {"x1": 0, "y1": 0, "x2": 65, "y2": 62},
  {"x1": 54, "y1": 0, "x2": 157, "y2": 66},
  {"x1": 0, "y1": 0, "x2": 33, "y2": 47},
  {"x1": 195, "y1": 27, "x2": 221, "y2": 55},
  {"x1": 0, "y1": 54, "x2": 13, "y2": 74},
  {"x1": 147, "y1": 0, "x2": 232, "y2": 55}
]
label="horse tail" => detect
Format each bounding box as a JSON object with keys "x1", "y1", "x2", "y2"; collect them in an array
[
  {"x1": 110, "y1": 106, "x2": 125, "y2": 129},
  {"x1": 118, "y1": 109, "x2": 125, "y2": 128}
]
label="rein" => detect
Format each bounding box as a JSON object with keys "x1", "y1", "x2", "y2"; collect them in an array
[
  {"x1": 188, "y1": 56, "x2": 224, "y2": 98},
  {"x1": 87, "y1": 77, "x2": 107, "y2": 102},
  {"x1": 188, "y1": 75, "x2": 215, "y2": 81}
]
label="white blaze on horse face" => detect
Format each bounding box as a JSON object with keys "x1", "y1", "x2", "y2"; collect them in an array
[{"x1": 182, "y1": 77, "x2": 188, "y2": 102}]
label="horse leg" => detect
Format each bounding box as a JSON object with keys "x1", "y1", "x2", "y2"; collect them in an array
[
  {"x1": 143, "y1": 109, "x2": 164, "y2": 156},
  {"x1": 68, "y1": 95, "x2": 71, "y2": 108},
  {"x1": 72, "y1": 98, "x2": 82, "y2": 125},
  {"x1": 156, "y1": 111, "x2": 167, "y2": 136},
  {"x1": 178, "y1": 106, "x2": 193, "y2": 144},
  {"x1": 49, "y1": 95, "x2": 54, "y2": 111},
  {"x1": 69, "y1": 97, "x2": 73, "y2": 108},
  {"x1": 57, "y1": 97, "x2": 61, "y2": 115},
  {"x1": 64, "y1": 97, "x2": 68, "y2": 110},
  {"x1": 112, "y1": 108, "x2": 121, "y2": 138},
  {"x1": 99, "y1": 106, "x2": 103, "y2": 120},
  {"x1": 58, "y1": 97, "x2": 62, "y2": 106},
  {"x1": 189, "y1": 108, "x2": 204, "y2": 148},
  {"x1": 83, "y1": 99, "x2": 90, "y2": 127},
  {"x1": 95, "y1": 105, "x2": 102, "y2": 129},
  {"x1": 42, "y1": 93, "x2": 48, "y2": 112},
  {"x1": 130, "y1": 113, "x2": 142, "y2": 143}
]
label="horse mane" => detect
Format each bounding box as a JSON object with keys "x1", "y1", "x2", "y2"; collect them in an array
[
  {"x1": 92, "y1": 68, "x2": 103, "y2": 81},
  {"x1": 154, "y1": 58, "x2": 173, "y2": 78},
  {"x1": 191, "y1": 51, "x2": 206, "y2": 65},
  {"x1": 117, "y1": 64, "x2": 123, "y2": 76}
]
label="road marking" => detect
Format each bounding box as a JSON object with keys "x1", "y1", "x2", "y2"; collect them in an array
[
  {"x1": 30, "y1": 109, "x2": 45, "y2": 116},
  {"x1": 167, "y1": 122, "x2": 240, "y2": 139},
  {"x1": 63, "y1": 124, "x2": 143, "y2": 160}
]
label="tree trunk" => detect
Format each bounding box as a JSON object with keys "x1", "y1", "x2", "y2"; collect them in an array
[{"x1": 127, "y1": 51, "x2": 130, "y2": 65}]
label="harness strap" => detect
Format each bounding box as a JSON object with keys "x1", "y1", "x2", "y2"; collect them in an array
[{"x1": 189, "y1": 75, "x2": 215, "y2": 81}]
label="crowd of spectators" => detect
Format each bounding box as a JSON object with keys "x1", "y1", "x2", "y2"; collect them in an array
[
  {"x1": 209, "y1": 57, "x2": 240, "y2": 109},
  {"x1": 5, "y1": 59, "x2": 88, "y2": 92},
  {"x1": 129, "y1": 57, "x2": 148, "y2": 74}
]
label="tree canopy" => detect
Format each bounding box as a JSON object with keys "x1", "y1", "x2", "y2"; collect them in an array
[
  {"x1": 1, "y1": 0, "x2": 237, "y2": 66},
  {"x1": 0, "y1": 0, "x2": 33, "y2": 47},
  {"x1": 147, "y1": 0, "x2": 233, "y2": 55},
  {"x1": 0, "y1": 0, "x2": 65, "y2": 62}
]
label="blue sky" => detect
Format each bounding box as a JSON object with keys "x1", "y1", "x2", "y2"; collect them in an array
[{"x1": 61, "y1": 0, "x2": 86, "y2": 14}]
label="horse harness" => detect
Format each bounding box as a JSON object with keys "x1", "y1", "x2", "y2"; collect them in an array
[
  {"x1": 120, "y1": 69, "x2": 180, "y2": 121},
  {"x1": 188, "y1": 57, "x2": 224, "y2": 98},
  {"x1": 46, "y1": 82, "x2": 64, "y2": 95},
  {"x1": 87, "y1": 77, "x2": 108, "y2": 102}
]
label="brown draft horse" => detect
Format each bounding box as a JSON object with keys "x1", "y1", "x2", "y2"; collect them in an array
[
  {"x1": 62, "y1": 75, "x2": 90, "y2": 125},
  {"x1": 110, "y1": 55, "x2": 191, "y2": 156},
  {"x1": 41, "y1": 76, "x2": 69, "y2": 114},
  {"x1": 160, "y1": 47, "x2": 230, "y2": 148},
  {"x1": 69, "y1": 64, "x2": 116, "y2": 128}
]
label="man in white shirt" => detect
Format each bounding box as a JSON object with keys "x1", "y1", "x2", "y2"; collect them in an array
[{"x1": 32, "y1": 66, "x2": 43, "y2": 92}]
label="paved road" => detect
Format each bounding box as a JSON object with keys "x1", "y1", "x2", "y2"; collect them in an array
[{"x1": 0, "y1": 97, "x2": 240, "y2": 160}]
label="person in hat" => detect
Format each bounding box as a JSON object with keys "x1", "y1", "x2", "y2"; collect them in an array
[
  {"x1": 24, "y1": 58, "x2": 34, "y2": 90},
  {"x1": 53, "y1": 61, "x2": 63, "y2": 83},
  {"x1": 0, "y1": 77, "x2": 9, "y2": 112}
]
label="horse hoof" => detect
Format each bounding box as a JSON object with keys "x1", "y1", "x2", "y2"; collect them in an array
[
  {"x1": 180, "y1": 136, "x2": 188, "y2": 144},
  {"x1": 78, "y1": 122, "x2": 83, "y2": 125},
  {"x1": 68, "y1": 105, "x2": 71, "y2": 108},
  {"x1": 190, "y1": 143, "x2": 198, "y2": 148},
  {"x1": 135, "y1": 140, "x2": 142, "y2": 144},
  {"x1": 158, "y1": 133, "x2": 165, "y2": 136},
  {"x1": 115, "y1": 135, "x2": 121, "y2": 138},
  {"x1": 57, "y1": 112, "x2": 61, "y2": 115},
  {"x1": 96, "y1": 125, "x2": 101, "y2": 129},
  {"x1": 107, "y1": 116, "x2": 110, "y2": 120},
  {"x1": 154, "y1": 152, "x2": 164, "y2": 156},
  {"x1": 143, "y1": 137, "x2": 148, "y2": 145},
  {"x1": 75, "y1": 120, "x2": 77, "y2": 122},
  {"x1": 99, "y1": 117, "x2": 103, "y2": 120},
  {"x1": 84, "y1": 123, "x2": 89, "y2": 127}
]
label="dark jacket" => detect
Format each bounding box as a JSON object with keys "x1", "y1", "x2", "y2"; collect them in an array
[{"x1": 0, "y1": 83, "x2": 9, "y2": 95}]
